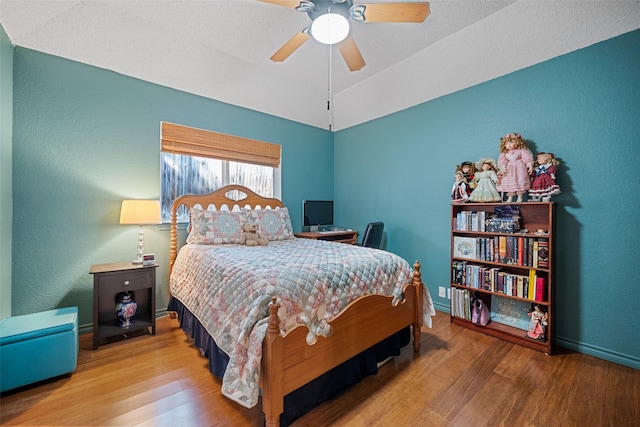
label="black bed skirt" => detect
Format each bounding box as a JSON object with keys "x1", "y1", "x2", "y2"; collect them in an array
[{"x1": 167, "y1": 297, "x2": 410, "y2": 426}]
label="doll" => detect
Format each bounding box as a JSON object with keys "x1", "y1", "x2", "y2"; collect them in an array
[
  {"x1": 529, "y1": 152, "x2": 561, "y2": 201},
  {"x1": 496, "y1": 133, "x2": 534, "y2": 202},
  {"x1": 456, "y1": 161, "x2": 476, "y2": 192},
  {"x1": 526, "y1": 305, "x2": 548, "y2": 341},
  {"x1": 469, "y1": 158, "x2": 502, "y2": 202},
  {"x1": 451, "y1": 171, "x2": 469, "y2": 203}
]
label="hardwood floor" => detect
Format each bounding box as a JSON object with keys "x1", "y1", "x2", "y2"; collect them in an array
[{"x1": 1, "y1": 311, "x2": 638, "y2": 426}]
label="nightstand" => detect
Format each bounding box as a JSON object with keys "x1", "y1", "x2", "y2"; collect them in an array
[{"x1": 89, "y1": 261, "x2": 157, "y2": 349}]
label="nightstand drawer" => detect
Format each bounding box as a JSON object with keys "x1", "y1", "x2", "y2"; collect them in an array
[{"x1": 97, "y1": 270, "x2": 152, "y2": 295}]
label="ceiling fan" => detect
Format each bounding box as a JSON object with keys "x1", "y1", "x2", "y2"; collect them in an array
[{"x1": 258, "y1": 0, "x2": 430, "y2": 72}]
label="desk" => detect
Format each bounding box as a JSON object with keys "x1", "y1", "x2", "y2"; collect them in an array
[{"x1": 294, "y1": 230, "x2": 358, "y2": 245}]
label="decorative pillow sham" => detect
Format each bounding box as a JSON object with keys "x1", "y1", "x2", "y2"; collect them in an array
[
  {"x1": 244, "y1": 207, "x2": 294, "y2": 241},
  {"x1": 187, "y1": 208, "x2": 246, "y2": 245}
]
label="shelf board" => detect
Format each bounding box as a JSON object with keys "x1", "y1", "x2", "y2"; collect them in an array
[
  {"x1": 451, "y1": 317, "x2": 550, "y2": 354},
  {"x1": 96, "y1": 319, "x2": 153, "y2": 338},
  {"x1": 453, "y1": 230, "x2": 550, "y2": 238},
  {"x1": 450, "y1": 284, "x2": 549, "y2": 306},
  {"x1": 451, "y1": 257, "x2": 550, "y2": 273}
]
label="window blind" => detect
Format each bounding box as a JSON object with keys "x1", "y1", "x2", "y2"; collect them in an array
[{"x1": 161, "y1": 122, "x2": 281, "y2": 168}]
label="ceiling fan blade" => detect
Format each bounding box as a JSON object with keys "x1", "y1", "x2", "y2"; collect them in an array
[
  {"x1": 338, "y1": 35, "x2": 366, "y2": 72},
  {"x1": 257, "y1": 0, "x2": 304, "y2": 9},
  {"x1": 270, "y1": 28, "x2": 311, "y2": 62},
  {"x1": 354, "y1": 2, "x2": 430, "y2": 23}
]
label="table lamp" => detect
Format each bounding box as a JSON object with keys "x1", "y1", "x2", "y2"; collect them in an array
[{"x1": 119, "y1": 200, "x2": 162, "y2": 264}]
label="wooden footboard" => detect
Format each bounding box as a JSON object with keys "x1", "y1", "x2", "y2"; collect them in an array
[{"x1": 261, "y1": 261, "x2": 424, "y2": 427}]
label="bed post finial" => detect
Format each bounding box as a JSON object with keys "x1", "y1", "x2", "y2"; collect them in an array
[
  {"x1": 268, "y1": 297, "x2": 280, "y2": 334},
  {"x1": 412, "y1": 261, "x2": 423, "y2": 353},
  {"x1": 413, "y1": 260, "x2": 422, "y2": 284}
]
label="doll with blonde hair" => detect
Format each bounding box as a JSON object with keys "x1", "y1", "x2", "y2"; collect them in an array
[
  {"x1": 496, "y1": 133, "x2": 534, "y2": 202},
  {"x1": 529, "y1": 152, "x2": 561, "y2": 201}
]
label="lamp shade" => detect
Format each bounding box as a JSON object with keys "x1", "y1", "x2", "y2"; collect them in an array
[
  {"x1": 311, "y1": 13, "x2": 349, "y2": 45},
  {"x1": 119, "y1": 200, "x2": 162, "y2": 225}
]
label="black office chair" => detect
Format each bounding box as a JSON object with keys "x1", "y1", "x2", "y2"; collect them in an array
[{"x1": 360, "y1": 222, "x2": 384, "y2": 249}]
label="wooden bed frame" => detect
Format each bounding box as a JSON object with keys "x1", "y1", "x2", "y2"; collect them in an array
[{"x1": 169, "y1": 185, "x2": 424, "y2": 427}]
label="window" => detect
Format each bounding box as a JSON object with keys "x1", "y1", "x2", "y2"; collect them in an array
[{"x1": 160, "y1": 122, "x2": 281, "y2": 223}]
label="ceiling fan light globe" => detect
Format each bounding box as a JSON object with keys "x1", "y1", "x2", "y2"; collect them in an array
[{"x1": 311, "y1": 13, "x2": 349, "y2": 45}]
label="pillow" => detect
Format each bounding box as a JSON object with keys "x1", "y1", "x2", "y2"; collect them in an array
[
  {"x1": 244, "y1": 207, "x2": 294, "y2": 241},
  {"x1": 186, "y1": 208, "x2": 247, "y2": 245}
]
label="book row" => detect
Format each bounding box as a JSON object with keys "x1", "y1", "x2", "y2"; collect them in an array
[
  {"x1": 452, "y1": 261, "x2": 548, "y2": 302},
  {"x1": 451, "y1": 288, "x2": 473, "y2": 321},
  {"x1": 453, "y1": 235, "x2": 549, "y2": 268},
  {"x1": 455, "y1": 210, "x2": 487, "y2": 232},
  {"x1": 454, "y1": 210, "x2": 520, "y2": 233}
]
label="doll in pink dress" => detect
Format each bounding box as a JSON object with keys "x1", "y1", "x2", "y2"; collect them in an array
[
  {"x1": 529, "y1": 152, "x2": 561, "y2": 201},
  {"x1": 496, "y1": 133, "x2": 534, "y2": 202},
  {"x1": 526, "y1": 305, "x2": 548, "y2": 341}
]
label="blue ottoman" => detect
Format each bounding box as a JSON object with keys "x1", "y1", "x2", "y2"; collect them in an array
[{"x1": 0, "y1": 307, "x2": 79, "y2": 392}]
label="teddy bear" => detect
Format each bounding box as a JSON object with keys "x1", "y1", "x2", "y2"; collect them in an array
[{"x1": 240, "y1": 223, "x2": 268, "y2": 246}]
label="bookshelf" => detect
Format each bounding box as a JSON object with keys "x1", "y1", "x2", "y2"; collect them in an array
[{"x1": 450, "y1": 202, "x2": 555, "y2": 354}]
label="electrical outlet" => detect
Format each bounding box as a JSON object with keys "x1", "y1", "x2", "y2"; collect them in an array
[
  {"x1": 447, "y1": 288, "x2": 451, "y2": 299},
  {"x1": 438, "y1": 286, "x2": 446, "y2": 298}
]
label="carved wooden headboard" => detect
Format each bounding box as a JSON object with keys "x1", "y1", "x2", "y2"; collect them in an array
[{"x1": 169, "y1": 184, "x2": 284, "y2": 274}]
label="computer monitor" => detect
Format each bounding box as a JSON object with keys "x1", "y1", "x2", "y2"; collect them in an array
[{"x1": 303, "y1": 200, "x2": 334, "y2": 231}]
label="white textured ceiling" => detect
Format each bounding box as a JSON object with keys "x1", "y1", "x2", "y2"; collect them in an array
[{"x1": 1, "y1": 1, "x2": 639, "y2": 131}]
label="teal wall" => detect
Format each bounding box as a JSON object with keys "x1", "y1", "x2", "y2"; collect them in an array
[
  {"x1": 7, "y1": 23, "x2": 639, "y2": 370},
  {"x1": 334, "y1": 29, "x2": 640, "y2": 369},
  {"x1": 11, "y1": 47, "x2": 333, "y2": 328},
  {"x1": 0, "y1": 26, "x2": 12, "y2": 319}
]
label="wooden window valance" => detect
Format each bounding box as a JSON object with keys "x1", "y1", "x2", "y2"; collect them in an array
[{"x1": 161, "y1": 122, "x2": 281, "y2": 168}]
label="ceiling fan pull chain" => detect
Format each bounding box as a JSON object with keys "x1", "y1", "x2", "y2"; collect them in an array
[{"x1": 328, "y1": 42, "x2": 333, "y2": 131}]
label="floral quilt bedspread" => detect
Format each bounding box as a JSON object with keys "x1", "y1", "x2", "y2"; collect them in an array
[{"x1": 169, "y1": 238, "x2": 433, "y2": 408}]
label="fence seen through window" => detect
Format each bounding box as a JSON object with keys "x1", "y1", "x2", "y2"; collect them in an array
[{"x1": 161, "y1": 152, "x2": 274, "y2": 223}]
